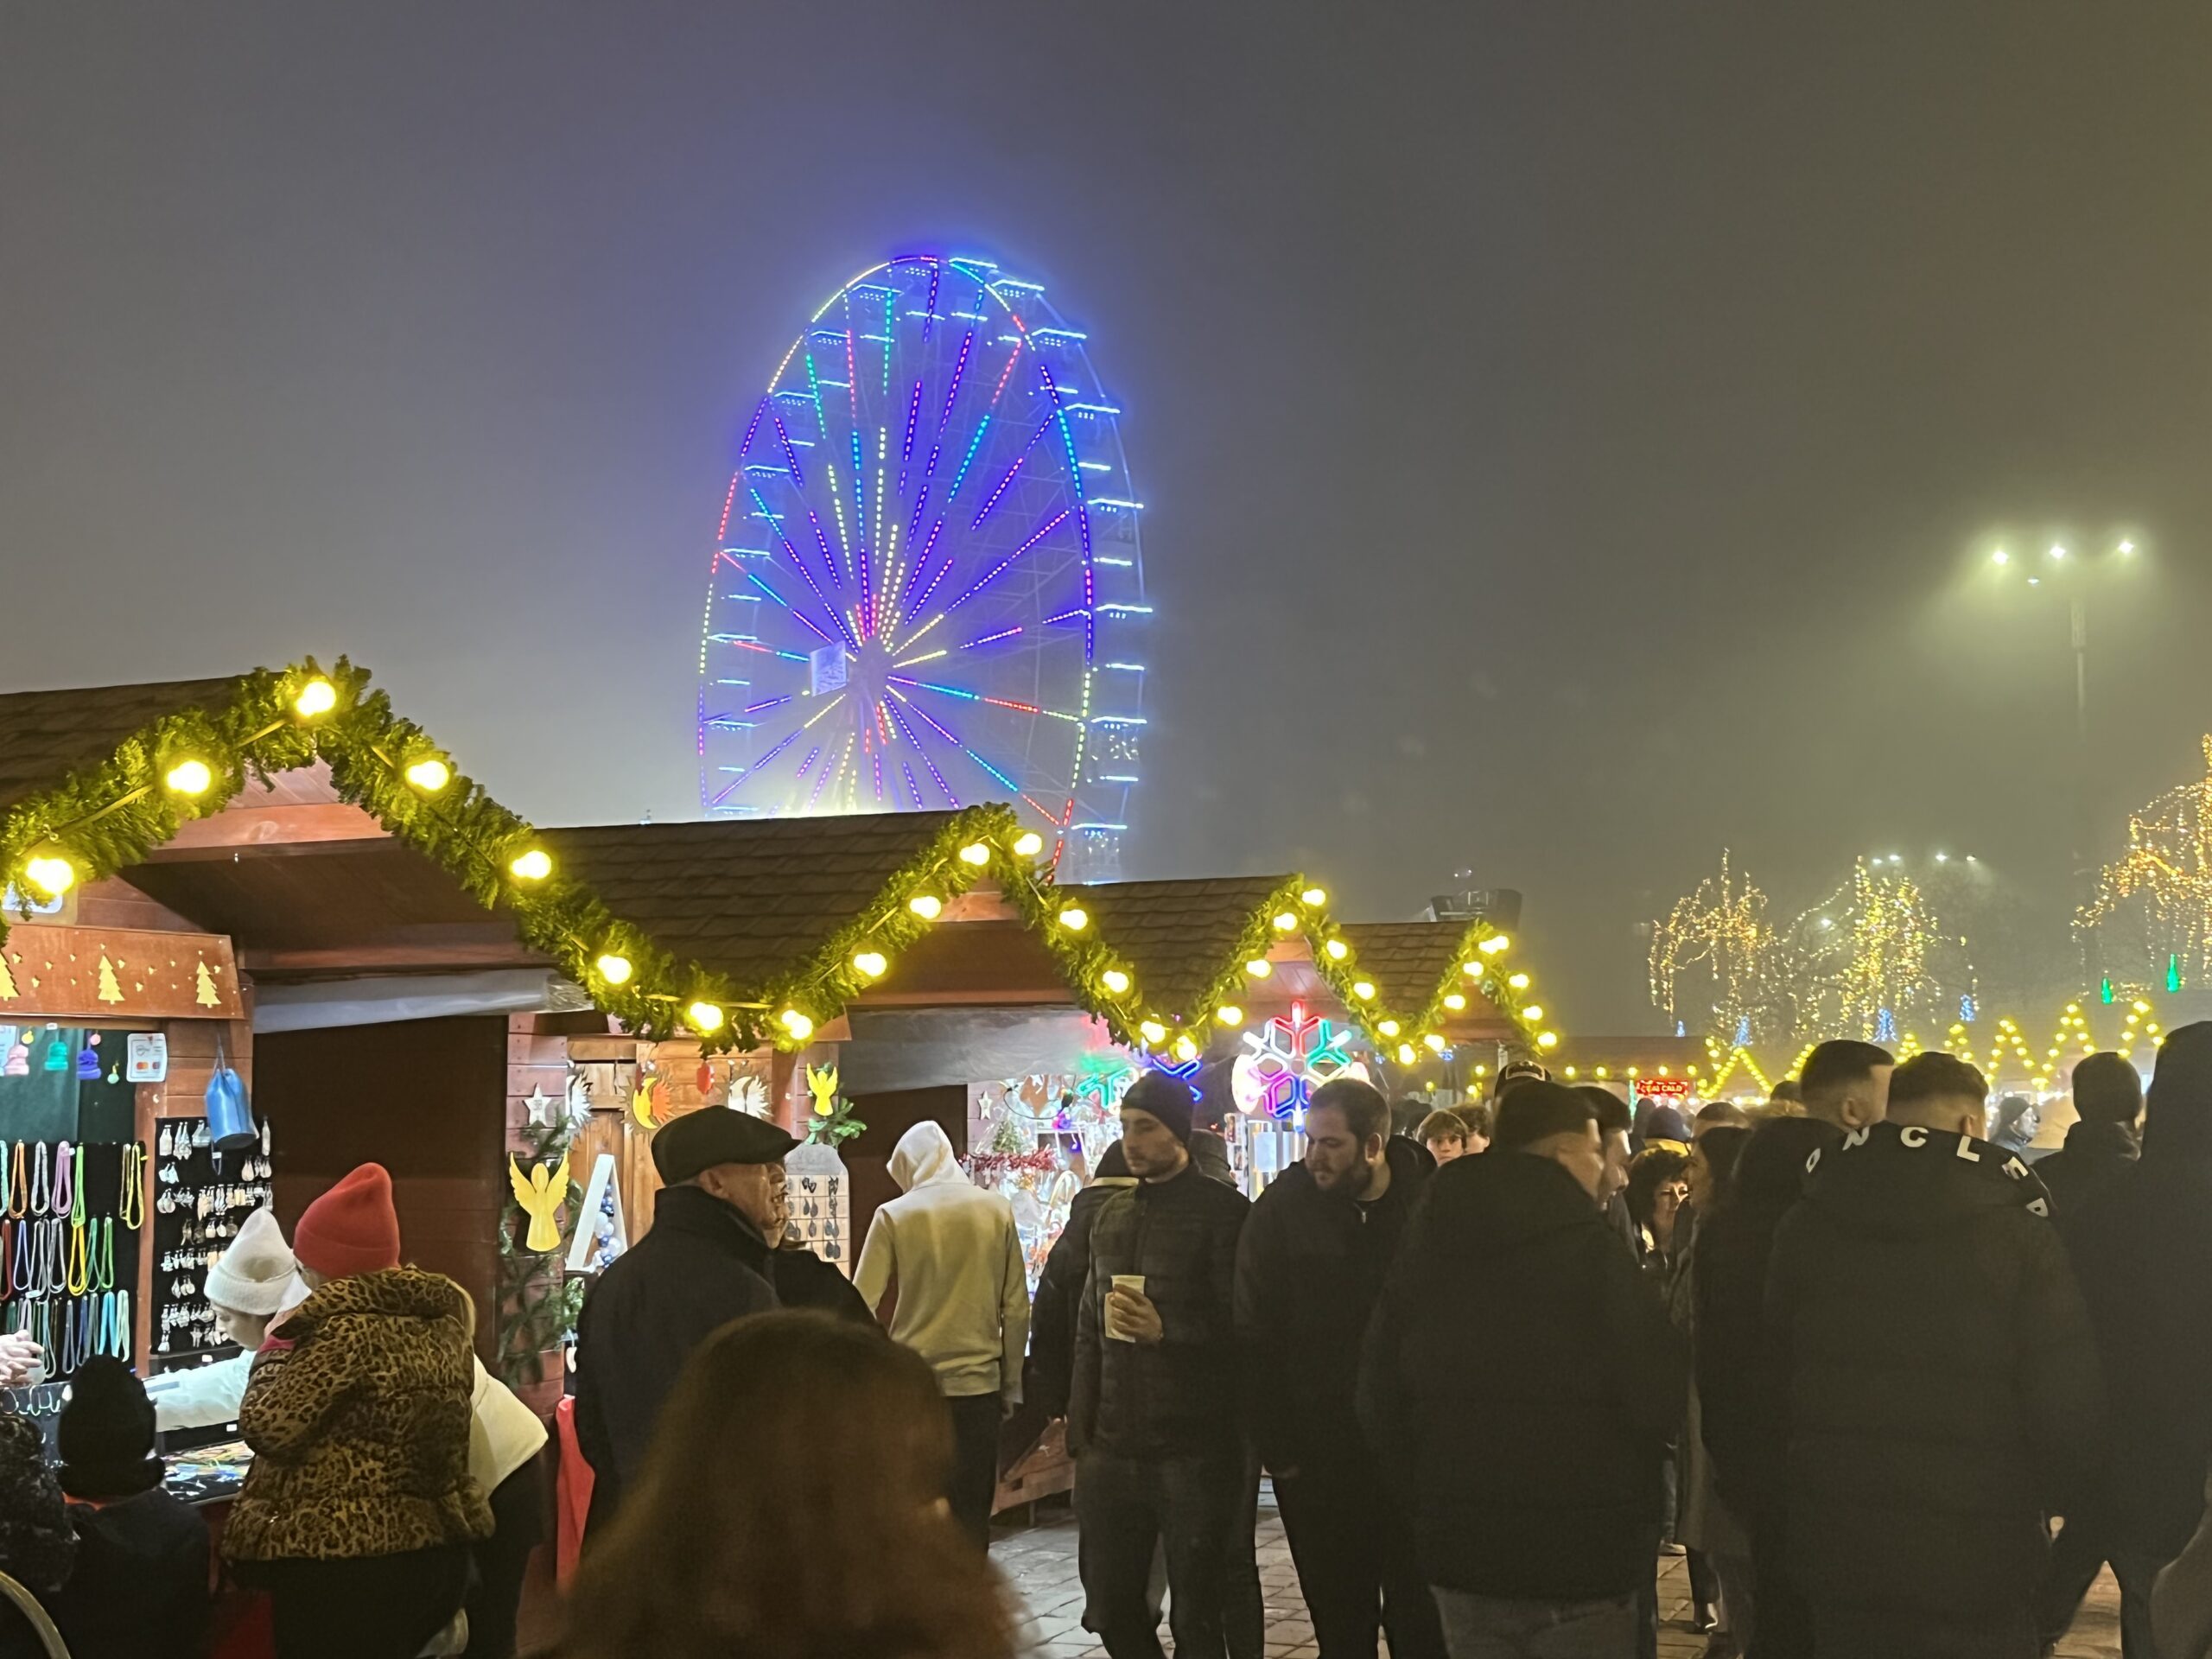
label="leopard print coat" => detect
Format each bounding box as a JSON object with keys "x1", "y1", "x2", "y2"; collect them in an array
[{"x1": 222, "y1": 1267, "x2": 494, "y2": 1562}]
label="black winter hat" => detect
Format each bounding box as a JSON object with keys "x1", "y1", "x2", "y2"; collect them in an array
[
  {"x1": 58, "y1": 1357, "x2": 162, "y2": 1500},
  {"x1": 1120, "y1": 1071, "x2": 1194, "y2": 1145},
  {"x1": 652, "y1": 1105, "x2": 800, "y2": 1184},
  {"x1": 2147, "y1": 1020, "x2": 2212, "y2": 1159}
]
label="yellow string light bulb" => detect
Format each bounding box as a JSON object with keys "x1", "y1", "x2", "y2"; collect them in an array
[
  {"x1": 594, "y1": 952, "x2": 633, "y2": 986},
  {"x1": 1273, "y1": 911, "x2": 1299, "y2": 931},
  {"x1": 1215, "y1": 1005, "x2": 1243, "y2": 1027},
  {"x1": 1138, "y1": 1020, "x2": 1166, "y2": 1046},
  {"x1": 908, "y1": 893, "x2": 943, "y2": 920},
  {"x1": 1058, "y1": 906, "x2": 1089, "y2": 931},
  {"x1": 1396, "y1": 1043, "x2": 1417, "y2": 1065},
  {"x1": 1480, "y1": 934, "x2": 1511, "y2": 955},
  {"x1": 23, "y1": 853, "x2": 74, "y2": 898},
  {"x1": 509, "y1": 849, "x2": 552, "y2": 881},
  {"x1": 1423, "y1": 1033, "x2": 1446, "y2": 1052},
  {"x1": 1300, "y1": 886, "x2": 1327, "y2": 906},
  {"x1": 404, "y1": 758, "x2": 451, "y2": 793},
  {"x1": 1508, "y1": 972, "x2": 1531, "y2": 991},
  {"x1": 1325, "y1": 939, "x2": 1350, "y2": 961},
  {"x1": 957, "y1": 842, "x2": 991, "y2": 866},
  {"x1": 1522, "y1": 1004, "x2": 1544, "y2": 1022},
  {"x1": 1012, "y1": 830, "x2": 1045, "y2": 858},
  {"x1": 1172, "y1": 1033, "x2": 1199, "y2": 1062},
  {"x1": 163, "y1": 759, "x2": 213, "y2": 797},
  {"x1": 852, "y1": 950, "x2": 888, "y2": 978},
  {"x1": 292, "y1": 677, "x2": 338, "y2": 718},
  {"x1": 1245, "y1": 957, "x2": 1272, "y2": 979},
  {"x1": 687, "y1": 1001, "x2": 725, "y2": 1033},
  {"x1": 1377, "y1": 1019, "x2": 1401, "y2": 1038},
  {"x1": 1443, "y1": 992, "x2": 1466, "y2": 1011},
  {"x1": 1537, "y1": 1030, "x2": 1559, "y2": 1049},
  {"x1": 1351, "y1": 980, "x2": 1376, "y2": 1001},
  {"x1": 1101, "y1": 969, "x2": 1132, "y2": 995},
  {"x1": 779, "y1": 1008, "x2": 814, "y2": 1041}
]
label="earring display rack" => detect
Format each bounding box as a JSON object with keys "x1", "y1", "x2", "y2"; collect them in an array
[
  {"x1": 0, "y1": 1138, "x2": 144, "y2": 1378},
  {"x1": 149, "y1": 1116, "x2": 271, "y2": 1367}
]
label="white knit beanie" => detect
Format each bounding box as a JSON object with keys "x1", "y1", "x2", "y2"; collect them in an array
[{"x1": 203, "y1": 1208, "x2": 308, "y2": 1318}]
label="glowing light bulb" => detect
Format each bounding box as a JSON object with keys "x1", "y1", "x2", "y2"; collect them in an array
[
  {"x1": 1991, "y1": 549, "x2": 2010, "y2": 565},
  {"x1": 509, "y1": 849, "x2": 552, "y2": 881},
  {"x1": 1325, "y1": 939, "x2": 1349, "y2": 961},
  {"x1": 1396, "y1": 1043, "x2": 1416, "y2": 1065},
  {"x1": 957, "y1": 842, "x2": 991, "y2": 866},
  {"x1": 1537, "y1": 1030, "x2": 1559, "y2": 1049},
  {"x1": 2120, "y1": 539, "x2": 2136, "y2": 554},
  {"x1": 1481, "y1": 934, "x2": 1510, "y2": 955},
  {"x1": 1058, "y1": 906, "x2": 1090, "y2": 931},
  {"x1": 686, "y1": 1001, "x2": 725, "y2": 1033},
  {"x1": 1522, "y1": 1004, "x2": 1544, "y2": 1022},
  {"x1": 404, "y1": 758, "x2": 451, "y2": 793},
  {"x1": 1215, "y1": 1005, "x2": 1243, "y2": 1027},
  {"x1": 1273, "y1": 911, "x2": 1299, "y2": 931},
  {"x1": 852, "y1": 950, "x2": 888, "y2": 979},
  {"x1": 908, "y1": 893, "x2": 944, "y2": 920},
  {"x1": 164, "y1": 759, "x2": 213, "y2": 797},
  {"x1": 23, "y1": 854, "x2": 74, "y2": 898},
  {"x1": 594, "y1": 952, "x2": 633, "y2": 986},
  {"x1": 778, "y1": 1008, "x2": 814, "y2": 1041},
  {"x1": 1445, "y1": 995, "x2": 1469, "y2": 1014},
  {"x1": 1101, "y1": 969, "x2": 1132, "y2": 995},
  {"x1": 2050, "y1": 543, "x2": 2067, "y2": 560},
  {"x1": 1173, "y1": 1034, "x2": 1199, "y2": 1062},
  {"x1": 1423, "y1": 1033, "x2": 1446, "y2": 1053},
  {"x1": 1462, "y1": 962, "x2": 1481, "y2": 977},
  {"x1": 1139, "y1": 1020, "x2": 1167, "y2": 1046},
  {"x1": 1013, "y1": 830, "x2": 1045, "y2": 857},
  {"x1": 1351, "y1": 981, "x2": 1376, "y2": 1001},
  {"x1": 292, "y1": 677, "x2": 338, "y2": 717},
  {"x1": 1508, "y1": 972, "x2": 1530, "y2": 991},
  {"x1": 1244, "y1": 958, "x2": 1272, "y2": 979},
  {"x1": 1377, "y1": 1019, "x2": 1401, "y2": 1038},
  {"x1": 1300, "y1": 886, "x2": 1327, "y2": 907}
]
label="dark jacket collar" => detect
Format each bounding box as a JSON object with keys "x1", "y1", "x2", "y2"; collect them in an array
[
  {"x1": 1427, "y1": 1147, "x2": 1606, "y2": 1248},
  {"x1": 2062, "y1": 1118, "x2": 2140, "y2": 1160},
  {"x1": 651, "y1": 1183, "x2": 773, "y2": 1266}
]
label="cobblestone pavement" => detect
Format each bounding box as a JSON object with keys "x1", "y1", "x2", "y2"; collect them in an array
[{"x1": 992, "y1": 1487, "x2": 2127, "y2": 1657}]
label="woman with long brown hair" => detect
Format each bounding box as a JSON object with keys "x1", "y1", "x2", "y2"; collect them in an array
[{"x1": 548, "y1": 1310, "x2": 1017, "y2": 1659}]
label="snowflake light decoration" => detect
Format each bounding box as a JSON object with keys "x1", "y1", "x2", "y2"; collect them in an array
[{"x1": 1230, "y1": 1002, "x2": 1369, "y2": 1122}]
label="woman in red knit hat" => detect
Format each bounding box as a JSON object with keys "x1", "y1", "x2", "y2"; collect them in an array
[{"x1": 221, "y1": 1163, "x2": 493, "y2": 1658}]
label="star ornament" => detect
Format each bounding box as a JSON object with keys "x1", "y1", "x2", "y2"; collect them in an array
[{"x1": 524, "y1": 1086, "x2": 559, "y2": 1128}]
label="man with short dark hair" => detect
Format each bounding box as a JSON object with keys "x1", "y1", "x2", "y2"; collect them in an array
[
  {"x1": 2037, "y1": 1051, "x2": 2144, "y2": 1219},
  {"x1": 1766, "y1": 1052, "x2": 2104, "y2": 1658},
  {"x1": 1072, "y1": 1071, "x2": 1250, "y2": 1659},
  {"x1": 1796, "y1": 1039, "x2": 1893, "y2": 1129},
  {"x1": 1236, "y1": 1078, "x2": 1443, "y2": 1659},
  {"x1": 1362, "y1": 1082, "x2": 1684, "y2": 1656},
  {"x1": 2065, "y1": 1023, "x2": 2212, "y2": 1658}
]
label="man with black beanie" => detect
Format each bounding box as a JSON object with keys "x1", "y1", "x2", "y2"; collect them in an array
[
  {"x1": 47, "y1": 1357, "x2": 211, "y2": 1659},
  {"x1": 2065, "y1": 1021, "x2": 2212, "y2": 1657},
  {"x1": 1071, "y1": 1070, "x2": 1250, "y2": 1659}
]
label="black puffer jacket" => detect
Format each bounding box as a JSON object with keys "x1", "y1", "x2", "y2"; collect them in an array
[
  {"x1": 2069, "y1": 1149, "x2": 2212, "y2": 1559},
  {"x1": 2037, "y1": 1117, "x2": 2139, "y2": 1225},
  {"x1": 1234, "y1": 1136, "x2": 1429, "y2": 1473},
  {"x1": 1765, "y1": 1122, "x2": 2105, "y2": 1632},
  {"x1": 1029, "y1": 1176, "x2": 1136, "y2": 1418},
  {"x1": 1070, "y1": 1162, "x2": 1248, "y2": 1457},
  {"x1": 1358, "y1": 1151, "x2": 1684, "y2": 1601}
]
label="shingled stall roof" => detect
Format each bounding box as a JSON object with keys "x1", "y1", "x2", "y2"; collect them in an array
[
  {"x1": 0, "y1": 676, "x2": 248, "y2": 813},
  {"x1": 0, "y1": 660, "x2": 1567, "y2": 1059}
]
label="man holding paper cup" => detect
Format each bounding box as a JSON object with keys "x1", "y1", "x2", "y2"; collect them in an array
[{"x1": 1071, "y1": 1070, "x2": 1250, "y2": 1659}]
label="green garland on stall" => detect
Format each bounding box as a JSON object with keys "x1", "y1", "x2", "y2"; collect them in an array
[{"x1": 496, "y1": 1107, "x2": 584, "y2": 1388}]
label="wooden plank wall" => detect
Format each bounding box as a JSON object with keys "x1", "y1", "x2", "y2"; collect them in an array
[{"x1": 255, "y1": 1015, "x2": 511, "y2": 1363}]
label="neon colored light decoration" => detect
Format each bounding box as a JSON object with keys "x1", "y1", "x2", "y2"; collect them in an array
[
  {"x1": 1231, "y1": 1002, "x2": 1370, "y2": 1122},
  {"x1": 698, "y1": 251, "x2": 1150, "y2": 882}
]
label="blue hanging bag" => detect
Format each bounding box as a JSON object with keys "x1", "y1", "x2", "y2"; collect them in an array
[{"x1": 204, "y1": 1036, "x2": 256, "y2": 1152}]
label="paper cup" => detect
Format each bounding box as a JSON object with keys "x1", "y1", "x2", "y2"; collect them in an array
[{"x1": 1106, "y1": 1274, "x2": 1147, "y2": 1341}]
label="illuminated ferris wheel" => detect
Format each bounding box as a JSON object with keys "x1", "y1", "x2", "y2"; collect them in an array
[{"x1": 696, "y1": 251, "x2": 1149, "y2": 881}]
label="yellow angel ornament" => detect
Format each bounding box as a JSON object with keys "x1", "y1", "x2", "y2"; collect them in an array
[
  {"x1": 508, "y1": 1154, "x2": 571, "y2": 1251},
  {"x1": 806, "y1": 1064, "x2": 840, "y2": 1119}
]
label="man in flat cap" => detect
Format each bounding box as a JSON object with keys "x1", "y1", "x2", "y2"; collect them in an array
[{"x1": 574, "y1": 1106, "x2": 797, "y2": 1530}]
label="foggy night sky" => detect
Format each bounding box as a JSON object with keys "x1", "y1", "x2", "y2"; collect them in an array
[{"x1": 7, "y1": 3, "x2": 2212, "y2": 1032}]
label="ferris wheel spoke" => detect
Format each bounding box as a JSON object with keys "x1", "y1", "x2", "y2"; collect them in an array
[
  {"x1": 946, "y1": 509, "x2": 1072, "y2": 610},
  {"x1": 880, "y1": 693, "x2": 962, "y2": 808}
]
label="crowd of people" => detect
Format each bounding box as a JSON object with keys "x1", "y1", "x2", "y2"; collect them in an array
[
  {"x1": 559, "y1": 1025, "x2": 2212, "y2": 1659},
  {"x1": 0, "y1": 1021, "x2": 2208, "y2": 1659}
]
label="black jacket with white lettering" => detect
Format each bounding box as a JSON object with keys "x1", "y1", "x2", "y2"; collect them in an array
[{"x1": 1765, "y1": 1122, "x2": 2105, "y2": 1628}]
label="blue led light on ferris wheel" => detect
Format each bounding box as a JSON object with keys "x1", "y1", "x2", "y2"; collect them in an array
[{"x1": 694, "y1": 250, "x2": 1148, "y2": 880}]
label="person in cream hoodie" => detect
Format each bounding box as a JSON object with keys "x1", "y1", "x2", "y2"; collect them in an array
[{"x1": 855, "y1": 1119, "x2": 1030, "y2": 1546}]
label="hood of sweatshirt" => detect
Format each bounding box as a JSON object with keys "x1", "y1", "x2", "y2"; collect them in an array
[
  {"x1": 1801, "y1": 1120, "x2": 2051, "y2": 1238},
  {"x1": 888, "y1": 1120, "x2": 965, "y2": 1192},
  {"x1": 1421, "y1": 1147, "x2": 1609, "y2": 1259}
]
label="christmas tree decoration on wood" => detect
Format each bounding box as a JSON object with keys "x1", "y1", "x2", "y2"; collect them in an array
[
  {"x1": 194, "y1": 959, "x2": 220, "y2": 1007},
  {"x1": 95, "y1": 957, "x2": 123, "y2": 1004}
]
